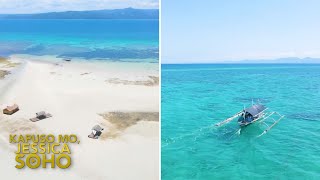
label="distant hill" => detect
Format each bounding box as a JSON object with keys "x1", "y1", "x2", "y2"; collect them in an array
[
  {"x1": 0, "y1": 8, "x2": 158, "y2": 19},
  {"x1": 225, "y1": 57, "x2": 320, "y2": 64}
]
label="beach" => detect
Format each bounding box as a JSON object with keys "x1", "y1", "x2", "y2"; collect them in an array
[{"x1": 0, "y1": 55, "x2": 159, "y2": 180}]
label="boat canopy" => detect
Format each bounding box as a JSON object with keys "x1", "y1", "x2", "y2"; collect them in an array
[
  {"x1": 244, "y1": 104, "x2": 266, "y2": 116},
  {"x1": 92, "y1": 125, "x2": 103, "y2": 132}
]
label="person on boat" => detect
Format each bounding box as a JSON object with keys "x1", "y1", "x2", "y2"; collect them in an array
[{"x1": 247, "y1": 114, "x2": 253, "y2": 122}]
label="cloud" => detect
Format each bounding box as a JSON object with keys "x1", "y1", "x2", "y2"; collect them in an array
[{"x1": 0, "y1": 0, "x2": 158, "y2": 14}]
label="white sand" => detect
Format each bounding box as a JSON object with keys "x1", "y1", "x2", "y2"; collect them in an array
[{"x1": 0, "y1": 54, "x2": 159, "y2": 180}]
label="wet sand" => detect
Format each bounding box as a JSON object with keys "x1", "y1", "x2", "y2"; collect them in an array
[
  {"x1": 106, "y1": 76, "x2": 159, "y2": 86},
  {"x1": 100, "y1": 112, "x2": 159, "y2": 138}
]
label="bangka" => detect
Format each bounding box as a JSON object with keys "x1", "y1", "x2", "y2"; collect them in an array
[
  {"x1": 30, "y1": 111, "x2": 52, "y2": 122},
  {"x1": 215, "y1": 103, "x2": 284, "y2": 137},
  {"x1": 88, "y1": 125, "x2": 104, "y2": 139},
  {"x1": 3, "y1": 104, "x2": 19, "y2": 115}
]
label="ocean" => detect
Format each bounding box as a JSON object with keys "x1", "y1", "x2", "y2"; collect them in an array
[
  {"x1": 161, "y1": 64, "x2": 320, "y2": 179},
  {"x1": 0, "y1": 19, "x2": 159, "y2": 62}
]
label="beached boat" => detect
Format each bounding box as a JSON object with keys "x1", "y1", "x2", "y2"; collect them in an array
[
  {"x1": 30, "y1": 111, "x2": 52, "y2": 122},
  {"x1": 215, "y1": 103, "x2": 284, "y2": 137},
  {"x1": 88, "y1": 125, "x2": 104, "y2": 139},
  {"x1": 3, "y1": 104, "x2": 19, "y2": 115}
]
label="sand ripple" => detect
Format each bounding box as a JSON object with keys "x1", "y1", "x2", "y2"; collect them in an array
[
  {"x1": 99, "y1": 112, "x2": 159, "y2": 139},
  {"x1": 0, "y1": 118, "x2": 41, "y2": 135},
  {"x1": 0, "y1": 70, "x2": 10, "y2": 79},
  {"x1": 0, "y1": 57, "x2": 20, "y2": 68},
  {"x1": 0, "y1": 57, "x2": 20, "y2": 79},
  {"x1": 106, "y1": 76, "x2": 159, "y2": 86}
]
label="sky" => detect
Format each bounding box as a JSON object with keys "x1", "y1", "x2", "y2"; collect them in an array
[
  {"x1": 0, "y1": 0, "x2": 158, "y2": 14},
  {"x1": 162, "y1": 0, "x2": 320, "y2": 63}
]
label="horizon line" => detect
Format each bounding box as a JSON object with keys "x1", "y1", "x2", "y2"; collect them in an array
[
  {"x1": 0, "y1": 7, "x2": 159, "y2": 15},
  {"x1": 161, "y1": 56, "x2": 320, "y2": 64}
]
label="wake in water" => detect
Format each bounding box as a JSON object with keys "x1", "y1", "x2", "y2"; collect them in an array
[
  {"x1": 162, "y1": 124, "x2": 242, "y2": 148},
  {"x1": 162, "y1": 116, "x2": 281, "y2": 148}
]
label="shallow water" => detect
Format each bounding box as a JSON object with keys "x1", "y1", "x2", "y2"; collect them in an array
[
  {"x1": 161, "y1": 64, "x2": 320, "y2": 179},
  {"x1": 0, "y1": 19, "x2": 159, "y2": 62}
]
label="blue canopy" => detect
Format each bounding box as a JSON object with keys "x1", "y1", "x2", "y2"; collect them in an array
[{"x1": 244, "y1": 104, "x2": 266, "y2": 116}]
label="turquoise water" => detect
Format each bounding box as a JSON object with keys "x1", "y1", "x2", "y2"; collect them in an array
[
  {"x1": 162, "y1": 64, "x2": 320, "y2": 179},
  {"x1": 0, "y1": 19, "x2": 158, "y2": 62}
]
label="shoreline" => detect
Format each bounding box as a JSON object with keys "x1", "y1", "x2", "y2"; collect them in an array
[{"x1": 0, "y1": 54, "x2": 159, "y2": 180}]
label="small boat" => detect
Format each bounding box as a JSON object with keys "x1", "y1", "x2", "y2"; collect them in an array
[
  {"x1": 237, "y1": 104, "x2": 266, "y2": 126},
  {"x1": 215, "y1": 103, "x2": 284, "y2": 137},
  {"x1": 30, "y1": 111, "x2": 52, "y2": 122},
  {"x1": 3, "y1": 104, "x2": 19, "y2": 115},
  {"x1": 88, "y1": 125, "x2": 104, "y2": 139}
]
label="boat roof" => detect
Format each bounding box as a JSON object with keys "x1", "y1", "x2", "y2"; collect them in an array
[
  {"x1": 244, "y1": 104, "x2": 266, "y2": 116},
  {"x1": 92, "y1": 125, "x2": 103, "y2": 131},
  {"x1": 5, "y1": 104, "x2": 19, "y2": 111}
]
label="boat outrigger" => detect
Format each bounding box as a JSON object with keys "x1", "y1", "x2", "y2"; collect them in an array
[{"x1": 215, "y1": 103, "x2": 284, "y2": 137}]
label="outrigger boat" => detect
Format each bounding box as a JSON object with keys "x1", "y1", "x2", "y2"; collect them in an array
[{"x1": 215, "y1": 103, "x2": 284, "y2": 137}]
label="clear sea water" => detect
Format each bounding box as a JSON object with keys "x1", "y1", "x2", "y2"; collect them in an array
[
  {"x1": 0, "y1": 19, "x2": 158, "y2": 62},
  {"x1": 162, "y1": 64, "x2": 320, "y2": 179}
]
